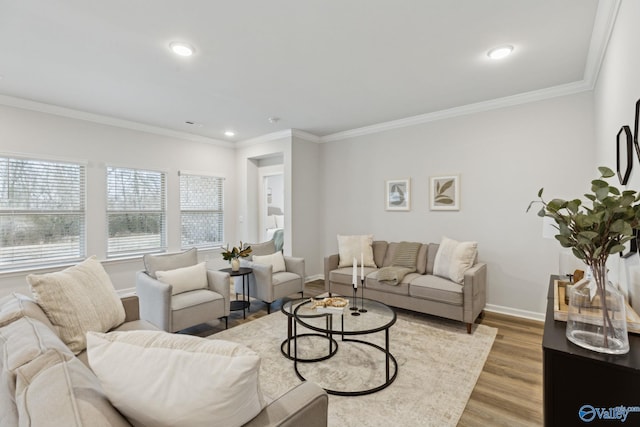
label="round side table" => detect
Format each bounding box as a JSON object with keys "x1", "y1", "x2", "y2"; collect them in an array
[{"x1": 220, "y1": 267, "x2": 252, "y2": 319}]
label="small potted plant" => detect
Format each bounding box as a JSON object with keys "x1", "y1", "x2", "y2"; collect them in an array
[
  {"x1": 529, "y1": 166, "x2": 640, "y2": 354},
  {"x1": 221, "y1": 242, "x2": 252, "y2": 271}
]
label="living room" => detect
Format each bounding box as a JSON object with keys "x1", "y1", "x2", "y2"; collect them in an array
[{"x1": 1, "y1": 0, "x2": 639, "y2": 425}]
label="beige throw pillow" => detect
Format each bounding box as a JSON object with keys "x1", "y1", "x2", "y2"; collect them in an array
[
  {"x1": 26, "y1": 256, "x2": 125, "y2": 354},
  {"x1": 433, "y1": 237, "x2": 478, "y2": 284},
  {"x1": 252, "y1": 252, "x2": 286, "y2": 273},
  {"x1": 156, "y1": 262, "x2": 208, "y2": 295},
  {"x1": 87, "y1": 331, "x2": 266, "y2": 427},
  {"x1": 337, "y1": 234, "x2": 376, "y2": 268}
]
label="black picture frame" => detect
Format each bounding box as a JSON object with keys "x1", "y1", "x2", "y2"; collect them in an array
[{"x1": 617, "y1": 125, "x2": 633, "y2": 185}]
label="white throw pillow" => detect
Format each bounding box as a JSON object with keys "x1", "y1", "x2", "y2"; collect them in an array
[
  {"x1": 252, "y1": 252, "x2": 286, "y2": 273},
  {"x1": 26, "y1": 256, "x2": 125, "y2": 355},
  {"x1": 274, "y1": 214, "x2": 285, "y2": 228},
  {"x1": 87, "y1": 331, "x2": 266, "y2": 427},
  {"x1": 265, "y1": 215, "x2": 277, "y2": 229},
  {"x1": 337, "y1": 234, "x2": 376, "y2": 267},
  {"x1": 156, "y1": 262, "x2": 208, "y2": 295},
  {"x1": 433, "y1": 237, "x2": 478, "y2": 284}
]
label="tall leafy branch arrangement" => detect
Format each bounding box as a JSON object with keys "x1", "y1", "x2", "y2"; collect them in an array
[{"x1": 528, "y1": 166, "x2": 640, "y2": 346}]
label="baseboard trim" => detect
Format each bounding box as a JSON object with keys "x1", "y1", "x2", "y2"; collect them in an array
[
  {"x1": 485, "y1": 303, "x2": 545, "y2": 322},
  {"x1": 305, "y1": 274, "x2": 323, "y2": 283},
  {"x1": 117, "y1": 287, "x2": 136, "y2": 297}
]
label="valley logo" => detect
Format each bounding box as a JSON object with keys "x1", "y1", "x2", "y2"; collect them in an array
[{"x1": 579, "y1": 405, "x2": 640, "y2": 423}]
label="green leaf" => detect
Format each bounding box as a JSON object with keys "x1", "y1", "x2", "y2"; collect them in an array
[
  {"x1": 599, "y1": 166, "x2": 615, "y2": 178},
  {"x1": 609, "y1": 244, "x2": 625, "y2": 254},
  {"x1": 538, "y1": 188, "x2": 544, "y2": 197},
  {"x1": 537, "y1": 207, "x2": 546, "y2": 217}
]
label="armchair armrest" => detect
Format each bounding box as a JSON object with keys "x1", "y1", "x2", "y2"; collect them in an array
[
  {"x1": 324, "y1": 254, "x2": 339, "y2": 292},
  {"x1": 284, "y1": 256, "x2": 305, "y2": 279},
  {"x1": 135, "y1": 271, "x2": 172, "y2": 331},
  {"x1": 243, "y1": 381, "x2": 328, "y2": 427},
  {"x1": 240, "y1": 259, "x2": 273, "y2": 302},
  {"x1": 206, "y1": 270, "x2": 231, "y2": 317}
]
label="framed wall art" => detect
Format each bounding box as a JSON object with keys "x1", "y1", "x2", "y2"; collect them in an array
[
  {"x1": 430, "y1": 175, "x2": 460, "y2": 211},
  {"x1": 385, "y1": 179, "x2": 410, "y2": 211}
]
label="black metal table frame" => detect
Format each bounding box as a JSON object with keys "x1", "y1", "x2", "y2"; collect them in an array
[
  {"x1": 292, "y1": 298, "x2": 398, "y2": 396},
  {"x1": 280, "y1": 300, "x2": 338, "y2": 362},
  {"x1": 221, "y1": 267, "x2": 252, "y2": 319}
]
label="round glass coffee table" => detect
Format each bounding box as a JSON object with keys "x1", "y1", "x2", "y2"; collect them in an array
[
  {"x1": 280, "y1": 299, "x2": 338, "y2": 362},
  {"x1": 292, "y1": 296, "x2": 398, "y2": 396}
]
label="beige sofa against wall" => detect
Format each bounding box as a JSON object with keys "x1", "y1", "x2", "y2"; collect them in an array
[
  {"x1": 0, "y1": 293, "x2": 328, "y2": 427},
  {"x1": 324, "y1": 240, "x2": 487, "y2": 333}
]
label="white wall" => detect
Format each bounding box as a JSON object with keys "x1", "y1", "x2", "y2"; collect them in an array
[
  {"x1": 291, "y1": 134, "x2": 323, "y2": 279},
  {"x1": 593, "y1": 0, "x2": 640, "y2": 308},
  {"x1": 321, "y1": 92, "x2": 596, "y2": 318},
  {"x1": 0, "y1": 105, "x2": 237, "y2": 296}
]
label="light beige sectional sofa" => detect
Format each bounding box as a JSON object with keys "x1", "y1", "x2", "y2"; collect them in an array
[
  {"x1": 0, "y1": 292, "x2": 328, "y2": 427},
  {"x1": 324, "y1": 239, "x2": 487, "y2": 333}
]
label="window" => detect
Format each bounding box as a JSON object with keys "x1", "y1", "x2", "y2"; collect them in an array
[
  {"x1": 107, "y1": 167, "x2": 166, "y2": 257},
  {"x1": 180, "y1": 172, "x2": 224, "y2": 249},
  {"x1": 0, "y1": 156, "x2": 85, "y2": 269}
]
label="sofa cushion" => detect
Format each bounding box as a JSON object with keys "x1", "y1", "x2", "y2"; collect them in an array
[
  {"x1": 433, "y1": 237, "x2": 478, "y2": 284},
  {"x1": 426, "y1": 243, "x2": 439, "y2": 275},
  {"x1": 372, "y1": 241, "x2": 388, "y2": 268},
  {"x1": 330, "y1": 267, "x2": 378, "y2": 286},
  {"x1": 337, "y1": 234, "x2": 376, "y2": 267},
  {"x1": 14, "y1": 349, "x2": 131, "y2": 427},
  {"x1": 0, "y1": 293, "x2": 54, "y2": 330},
  {"x1": 26, "y1": 256, "x2": 126, "y2": 355},
  {"x1": 253, "y1": 251, "x2": 286, "y2": 273},
  {"x1": 156, "y1": 262, "x2": 208, "y2": 295},
  {"x1": 416, "y1": 244, "x2": 428, "y2": 275},
  {"x1": 143, "y1": 248, "x2": 198, "y2": 279},
  {"x1": 87, "y1": 330, "x2": 266, "y2": 427},
  {"x1": 0, "y1": 316, "x2": 75, "y2": 427},
  {"x1": 365, "y1": 273, "x2": 416, "y2": 296},
  {"x1": 409, "y1": 274, "x2": 464, "y2": 305}
]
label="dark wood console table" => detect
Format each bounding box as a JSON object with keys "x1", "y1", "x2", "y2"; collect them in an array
[{"x1": 543, "y1": 276, "x2": 640, "y2": 425}]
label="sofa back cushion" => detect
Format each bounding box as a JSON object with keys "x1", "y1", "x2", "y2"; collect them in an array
[
  {"x1": 426, "y1": 243, "x2": 440, "y2": 275},
  {"x1": 15, "y1": 349, "x2": 131, "y2": 427},
  {"x1": 27, "y1": 256, "x2": 126, "y2": 354},
  {"x1": 372, "y1": 241, "x2": 388, "y2": 268},
  {"x1": 416, "y1": 244, "x2": 429, "y2": 274},
  {"x1": 0, "y1": 293, "x2": 54, "y2": 330},
  {"x1": 143, "y1": 248, "x2": 198, "y2": 279}
]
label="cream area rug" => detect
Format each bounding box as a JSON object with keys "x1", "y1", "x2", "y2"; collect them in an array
[{"x1": 212, "y1": 310, "x2": 497, "y2": 427}]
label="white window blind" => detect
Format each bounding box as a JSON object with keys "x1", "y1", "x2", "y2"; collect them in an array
[
  {"x1": 180, "y1": 173, "x2": 224, "y2": 249},
  {"x1": 0, "y1": 156, "x2": 86, "y2": 269},
  {"x1": 107, "y1": 167, "x2": 166, "y2": 257}
]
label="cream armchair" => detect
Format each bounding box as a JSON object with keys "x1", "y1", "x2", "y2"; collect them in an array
[
  {"x1": 239, "y1": 240, "x2": 305, "y2": 314},
  {"x1": 136, "y1": 248, "x2": 230, "y2": 332}
]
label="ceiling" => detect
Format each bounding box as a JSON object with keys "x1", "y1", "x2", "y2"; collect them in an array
[{"x1": 0, "y1": 0, "x2": 609, "y2": 144}]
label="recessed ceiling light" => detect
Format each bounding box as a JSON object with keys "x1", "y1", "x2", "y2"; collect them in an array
[
  {"x1": 170, "y1": 41, "x2": 195, "y2": 57},
  {"x1": 487, "y1": 45, "x2": 513, "y2": 60},
  {"x1": 224, "y1": 130, "x2": 236, "y2": 137}
]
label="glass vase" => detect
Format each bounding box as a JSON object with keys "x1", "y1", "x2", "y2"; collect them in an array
[{"x1": 565, "y1": 266, "x2": 629, "y2": 355}]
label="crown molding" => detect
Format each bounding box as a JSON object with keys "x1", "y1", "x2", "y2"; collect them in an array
[
  {"x1": 582, "y1": 0, "x2": 621, "y2": 89},
  {"x1": 0, "y1": 94, "x2": 234, "y2": 148},
  {"x1": 320, "y1": 80, "x2": 592, "y2": 142},
  {"x1": 235, "y1": 129, "x2": 294, "y2": 148}
]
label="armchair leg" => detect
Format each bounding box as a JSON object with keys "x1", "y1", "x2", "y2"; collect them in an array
[
  {"x1": 466, "y1": 323, "x2": 472, "y2": 334},
  {"x1": 224, "y1": 316, "x2": 228, "y2": 329},
  {"x1": 266, "y1": 302, "x2": 271, "y2": 314},
  {"x1": 300, "y1": 291, "x2": 304, "y2": 298}
]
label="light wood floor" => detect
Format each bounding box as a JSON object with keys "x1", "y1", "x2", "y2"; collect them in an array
[{"x1": 187, "y1": 280, "x2": 544, "y2": 426}]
